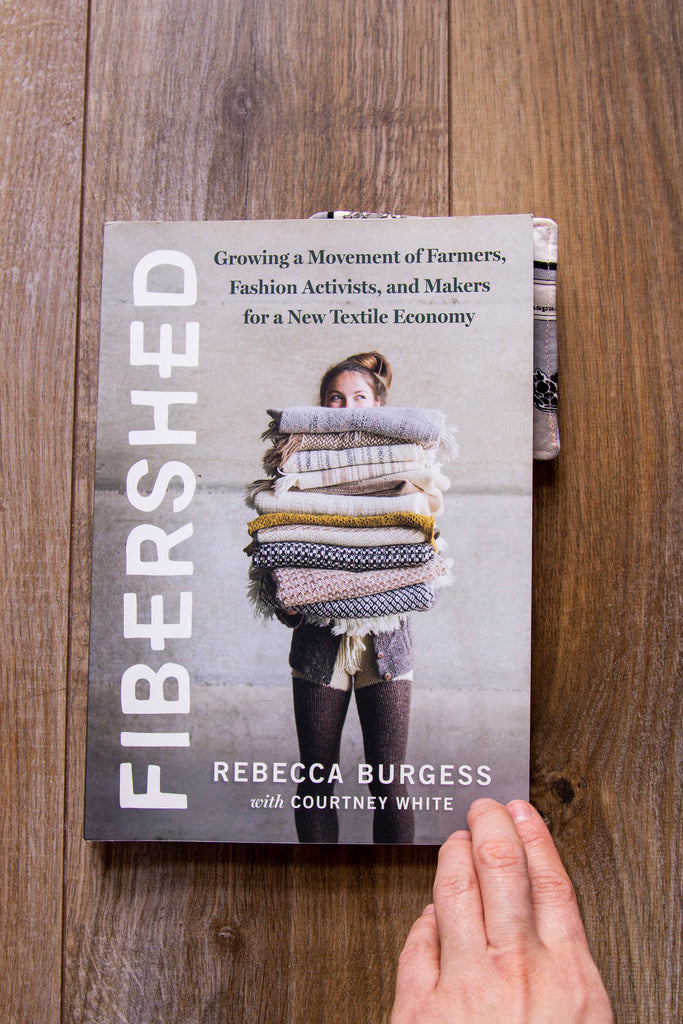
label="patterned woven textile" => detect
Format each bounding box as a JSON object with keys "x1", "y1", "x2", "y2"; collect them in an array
[
  {"x1": 256, "y1": 571, "x2": 436, "y2": 619},
  {"x1": 280, "y1": 442, "x2": 435, "y2": 475},
  {"x1": 303, "y1": 479, "x2": 421, "y2": 498},
  {"x1": 275, "y1": 461, "x2": 447, "y2": 494},
  {"x1": 264, "y1": 554, "x2": 448, "y2": 606},
  {"x1": 290, "y1": 582, "x2": 437, "y2": 619},
  {"x1": 247, "y1": 406, "x2": 453, "y2": 633},
  {"x1": 250, "y1": 540, "x2": 436, "y2": 571},
  {"x1": 532, "y1": 218, "x2": 560, "y2": 459},
  {"x1": 262, "y1": 429, "x2": 429, "y2": 473},
  {"x1": 250, "y1": 522, "x2": 431, "y2": 547},
  {"x1": 275, "y1": 461, "x2": 421, "y2": 491},
  {"x1": 267, "y1": 406, "x2": 456, "y2": 453},
  {"x1": 248, "y1": 475, "x2": 422, "y2": 503}
]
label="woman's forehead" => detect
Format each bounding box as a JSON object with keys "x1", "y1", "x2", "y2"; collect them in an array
[{"x1": 326, "y1": 370, "x2": 372, "y2": 389}]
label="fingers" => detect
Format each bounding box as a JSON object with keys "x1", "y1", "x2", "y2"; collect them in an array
[
  {"x1": 507, "y1": 799, "x2": 590, "y2": 949},
  {"x1": 464, "y1": 799, "x2": 537, "y2": 951},
  {"x1": 393, "y1": 801, "x2": 614, "y2": 1024},
  {"x1": 392, "y1": 903, "x2": 441, "y2": 1011},
  {"x1": 432, "y1": 828, "x2": 488, "y2": 969}
]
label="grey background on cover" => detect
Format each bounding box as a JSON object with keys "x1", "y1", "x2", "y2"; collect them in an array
[{"x1": 86, "y1": 216, "x2": 533, "y2": 843}]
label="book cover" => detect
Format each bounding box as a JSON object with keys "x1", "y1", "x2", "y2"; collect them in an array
[{"x1": 84, "y1": 214, "x2": 534, "y2": 844}]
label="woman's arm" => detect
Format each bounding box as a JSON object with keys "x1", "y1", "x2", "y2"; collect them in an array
[{"x1": 273, "y1": 608, "x2": 304, "y2": 628}]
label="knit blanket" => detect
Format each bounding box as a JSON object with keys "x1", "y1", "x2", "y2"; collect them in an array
[
  {"x1": 247, "y1": 511, "x2": 438, "y2": 543},
  {"x1": 250, "y1": 540, "x2": 436, "y2": 571},
  {"x1": 265, "y1": 555, "x2": 448, "y2": 606},
  {"x1": 247, "y1": 407, "x2": 454, "y2": 635},
  {"x1": 266, "y1": 407, "x2": 457, "y2": 455},
  {"x1": 279, "y1": 442, "x2": 435, "y2": 475}
]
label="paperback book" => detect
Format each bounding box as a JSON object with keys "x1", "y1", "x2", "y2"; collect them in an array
[{"x1": 84, "y1": 214, "x2": 535, "y2": 844}]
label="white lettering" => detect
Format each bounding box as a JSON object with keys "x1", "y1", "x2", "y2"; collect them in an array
[
  {"x1": 120, "y1": 732, "x2": 190, "y2": 747},
  {"x1": 123, "y1": 592, "x2": 193, "y2": 651},
  {"x1": 133, "y1": 250, "x2": 198, "y2": 306},
  {"x1": 129, "y1": 391, "x2": 197, "y2": 445},
  {"x1": 126, "y1": 459, "x2": 196, "y2": 513},
  {"x1": 119, "y1": 763, "x2": 187, "y2": 809},
  {"x1": 121, "y1": 663, "x2": 190, "y2": 714},
  {"x1": 125, "y1": 523, "x2": 194, "y2": 576},
  {"x1": 130, "y1": 320, "x2": 199, "y2": 379}
]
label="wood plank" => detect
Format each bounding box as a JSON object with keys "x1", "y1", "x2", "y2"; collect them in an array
[
  {"x1": 450, "y1": 2, "x2": 682, "y2": 1020},
  {"x1": 64, "y1": 2, "x2": 449, "y2": 1022},
  {"x1": 61, "y1": 0, "x2": 682, "y2": 1020},
  {"x1": 0, "y1": 3, "x2": 88, "y2": 1021}
]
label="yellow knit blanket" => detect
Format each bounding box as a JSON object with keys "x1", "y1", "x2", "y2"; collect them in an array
[{"x1": 246, "y1": 511, "x2": 437, "y2": 547}]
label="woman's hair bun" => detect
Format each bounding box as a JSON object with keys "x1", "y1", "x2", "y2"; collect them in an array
[
  {"x1": 346, "y1": 351, "x2": 393, "y2": 391},
  {"x1": 318, "y1": 351, "x2": 393, "y2": 405}
]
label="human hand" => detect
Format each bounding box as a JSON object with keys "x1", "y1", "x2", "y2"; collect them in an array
[{"x1": 391, "y1": 798, "x2": 613, "y2": 1024}]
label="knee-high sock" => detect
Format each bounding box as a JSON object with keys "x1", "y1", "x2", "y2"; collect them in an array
[
  {"x1": 354, "y1": 678, "x2": 414, "y2": 844},
  {"x1": 292, "y1": 677, "x2": 351, "y2": 843}
]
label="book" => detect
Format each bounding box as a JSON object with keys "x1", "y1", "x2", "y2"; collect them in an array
[{"x1": 84, "y1": 214, "x2": 534, "y2": 844}]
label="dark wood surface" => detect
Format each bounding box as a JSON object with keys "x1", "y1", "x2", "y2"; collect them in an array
[{"x1": 1, "y1": 1, "x2": 680, "y2": 1021}]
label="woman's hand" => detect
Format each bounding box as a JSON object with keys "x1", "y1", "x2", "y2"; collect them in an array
[{"x1": 391, "y1": 798, "x2": 614, "y2": 1024}]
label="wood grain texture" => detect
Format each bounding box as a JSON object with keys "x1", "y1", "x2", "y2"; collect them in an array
[
  {"x1": 63, "y1": 2, "x2": 448, "y2": 1022},
  {"x1": 0, "y1": 0, "x2": 679, "y2": 1021},
  {"x1": 0, "y1": 2, "x2": 88, "y2": 1020},
  {"x1": 449, "y1": 3, "x2": 681, "y2": 1021}
]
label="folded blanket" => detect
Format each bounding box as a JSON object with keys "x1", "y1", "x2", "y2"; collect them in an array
[
  {"x1": 303, "y1": 479, "x2": 422, "y2": 498},
  {"x1": 290, "y1": 582, "x2": 437, "y2": 619},
  {"x1": 254, "y1": 569, "x2": 437, "y2": 618},
  {"x1": 266, "y1": 406, "x2": 457, "y2": 456},
  {"x1": 248, "y1": 405, "x2": 456, "y2": 635},
  {"x1": 249, "y1": 487, "x2": 434, "y2": 517},
  {"x1": 265, "y1": 555, "x2": 449, "y2": 606},
  {"x1": 263, "y1": 429, "x2": 430, "y2": 473},
  {"x1": 279, "y1": 442, "x2": 435, "y2": 475},
  {"x1": 274, "y1": 460, "x2": 446, "y2": 493},
  {"x1": 250, "y1": 522, "x2": 432, "y2": 547},
  {"x1": 247, "y1": 510, "x2": 437, "y2": 543},
  {"x1": 250, "y1": 540, "x2": 436, "y2": 571}
]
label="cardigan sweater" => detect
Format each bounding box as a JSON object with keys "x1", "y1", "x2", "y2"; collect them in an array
[{"x1": 284, "y1": 616, "x2": 414, "y2": 686}]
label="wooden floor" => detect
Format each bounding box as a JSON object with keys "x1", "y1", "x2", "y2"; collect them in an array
[{"x1": 1, "y1": 1, "x2": 680, "y2": 1021}]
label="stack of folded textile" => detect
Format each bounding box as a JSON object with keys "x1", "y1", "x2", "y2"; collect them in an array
[{"x1": 245, "y1": 406, "x2": 456, "y2": 635}]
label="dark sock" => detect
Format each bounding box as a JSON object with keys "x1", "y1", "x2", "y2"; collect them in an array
[
  {"x1": 292, "y1": 677, "x2": 351, "y2": 843},
  {"x1": 355, "y1": 678, "x2": 414, "y2": 844}
]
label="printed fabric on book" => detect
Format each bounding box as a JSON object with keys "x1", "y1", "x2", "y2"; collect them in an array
[{"x1": 246, "y1": 407, "x2": 455, "y2": 635}]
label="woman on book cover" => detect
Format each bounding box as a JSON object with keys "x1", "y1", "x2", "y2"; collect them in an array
[
  {"x1": 247, "y1": 350, "x2": 453, "y2": 844},
  {"x1": 278, "y1": 353, "x2": 417, "y2": 845}
]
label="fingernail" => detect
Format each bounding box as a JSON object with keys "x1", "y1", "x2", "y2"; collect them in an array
[
  {"x1": 469, "y1": 797, "x2": 497, "y2": 811},
  {"x1": 422, "y1": 903, "x2": 435, "y2": 916},
  {"x1": 507, "y1": 799, "x2": 532, "y2": 823}
]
